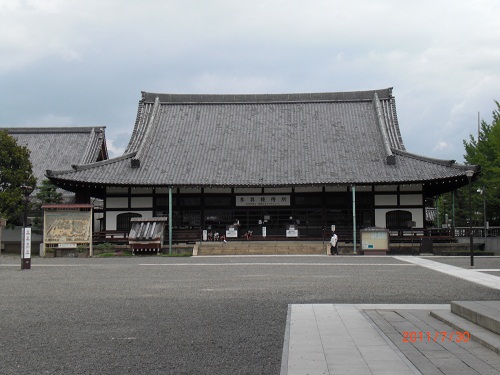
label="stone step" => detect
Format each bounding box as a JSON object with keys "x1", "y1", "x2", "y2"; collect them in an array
[
  {"x1": 430, "y1": 301, "x2": 500, "y2": 355},
  {"x1": 451, "y1": 301, "x2": 500, "y2": 336},
  {"x1": 196, "y1": 241, "x2": 327, "y2": 255}
]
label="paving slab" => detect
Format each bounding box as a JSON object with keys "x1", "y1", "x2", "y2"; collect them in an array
[
  {"x1": 282, "y1": 304, "x2": 500, "y2": 375},
  {"x1": 394, "y1": 256, "x2": 500, "y2": 290}
]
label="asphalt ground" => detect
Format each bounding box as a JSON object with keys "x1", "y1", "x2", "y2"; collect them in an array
[{"x1": 1, "y1": 255, "x2": 500, "y2": 375}]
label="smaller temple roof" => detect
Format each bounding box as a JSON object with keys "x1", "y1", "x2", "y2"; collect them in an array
[{"x1": 3, "y1": 127, "x2": 108, "y2": 186}]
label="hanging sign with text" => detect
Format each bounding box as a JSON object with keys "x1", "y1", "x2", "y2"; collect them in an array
[
  {"x1": 235, "y1": 195, "x2": 290, "y2": 207},
  {"x1": 21, "y1": 228, "x2": 31, "y2": 258}
]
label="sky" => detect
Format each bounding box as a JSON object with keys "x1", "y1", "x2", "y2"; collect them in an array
[{"x1": 1, "y1": 0, "x2": 499, "y2": 162}]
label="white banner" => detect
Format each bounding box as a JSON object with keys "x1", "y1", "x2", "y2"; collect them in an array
[
  {"x1": 21, "y1": 228, "x2": 31, "y2": 258},
  {"x1": 226, "y1": 227, "x2": 238, "y2": 238}
]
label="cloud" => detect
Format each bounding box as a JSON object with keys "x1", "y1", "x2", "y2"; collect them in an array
[
  {"x1": 1, "y1": 0, "x2": 500, "y2": 163},
  {"x1": 25, "y1": 113, "x2": 75, "y2": 127},
  {"x1": 106, "y1": 138, "x2": 126, "y2": 158}
]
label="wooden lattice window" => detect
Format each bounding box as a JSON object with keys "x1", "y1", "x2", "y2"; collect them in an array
[
  {"x1": 117, "y1": 212, "x2": 142, "y2": 232},
  {"x1": 385, "y1": 210, "x2": 412, "y2": 229}
]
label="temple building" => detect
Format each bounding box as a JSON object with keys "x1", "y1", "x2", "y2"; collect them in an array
[
  {"x1": 5, "y1": 126, "x2": 108, "y2": 200},
  {"x1": 46, "y1": 88, "x2": 479, "y2": 242},
  {"x1": 0, "y1": 127, "x2": 108, "y2": 253}
]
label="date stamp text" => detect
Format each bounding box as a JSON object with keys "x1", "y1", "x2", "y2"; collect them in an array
[{"x1": 402, "y1": 331, "x2": 470, "y2": 343}]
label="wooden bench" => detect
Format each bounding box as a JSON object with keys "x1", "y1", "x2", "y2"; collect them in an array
[{"x1": 165, "y1": 229, "x2": 201, "y2": 244}]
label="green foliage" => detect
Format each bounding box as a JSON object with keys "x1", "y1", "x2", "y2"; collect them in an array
[
  {"x1": 463, "y1": 101, "x2": 500, "y2": 226},
  {"x1": 0, "y1": 130, "x2": 36, "y2": 227},
  {"x1": 97, "y1": 250, "x2": 133, "y2": 257},
  {"x1": 32, "y1": 179, "x2": 63, "y2": 234},
  {"x1": 95, "y1": 242, "x2": 114, "y2": 251},
  {"x1": 161, "y1": 252, "x2": 192, "y2": 257},
  {"x1": 36, "y1": 179, "x2": 63, "y2": 204},
  {"x1": 76, "y1": 245, "x2": 89, "y2": 253}
]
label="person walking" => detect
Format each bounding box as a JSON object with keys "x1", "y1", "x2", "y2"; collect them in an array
[{"x1": 330, "y1": 232, "x2": 338, "y2": 255}]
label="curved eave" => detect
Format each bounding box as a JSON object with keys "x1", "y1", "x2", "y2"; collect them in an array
[{"x1": 46, "y1": 146, "x2": 481, "y2": 194}]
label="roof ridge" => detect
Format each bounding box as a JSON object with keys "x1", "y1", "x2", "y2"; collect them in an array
[
  {"x1": 2, "y1": 126, "x2": 104, "y2": 134},
  {"x1": 132, "y1": 96, "x2": 160, "y2": 166},
  {"x1": 46, "y1": 153, "x2": 136, "y2": 177},
  {"x1": 141, "y1": 88, "x2": 394, "y2": 104},
  {"x1": 80, "y1": 127, "x2": 99, "y2": 164},
  {"x1": 373, "y1": 93, "x2": 395, "y2": 165}
]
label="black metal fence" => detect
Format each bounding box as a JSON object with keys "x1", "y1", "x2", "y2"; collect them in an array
[{"x1": 454, "y1": 227, "x2": 500, "y2": 238}]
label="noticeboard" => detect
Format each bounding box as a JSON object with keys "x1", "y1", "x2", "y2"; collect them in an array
[
  {"x1": 360, "y1": 228, "x2": 389, "y2": 250},
  {"x1": 42, "y1": 205, "x2": 93, "y2": 255}
]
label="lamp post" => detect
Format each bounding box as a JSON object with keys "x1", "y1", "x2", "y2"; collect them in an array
[
  {"x1": 20, "y1": 185, "x2": 33, "y2": 270},
  {"x1": 465, "y1": 170, "x2": 474, "y2": 267},
  {"x1": 477, "y1": 186, "x2": 486, "y2": 237}
]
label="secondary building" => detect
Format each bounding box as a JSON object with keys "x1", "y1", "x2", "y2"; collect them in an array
[{"x1": 0, "y1": 127, "x2": 107, "y2": 253}]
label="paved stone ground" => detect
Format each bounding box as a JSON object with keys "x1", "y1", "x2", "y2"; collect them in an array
[
  {"x1": 1, "y1": 255, "x2": 500, "y2": 374},
  {"x1": 422, "y1": 256, "x2": 500, "y2": 269},
  {"x1": 367, "y1": 308, "x2": 500, "y2": 374},
  {"x1": 282, "y1": 303, "x2": 500, "y2": 375}
]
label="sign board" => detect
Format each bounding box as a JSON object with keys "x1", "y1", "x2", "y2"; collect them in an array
[
  {"x1": 360, "y1": 228, "x2": 389, "y2": 251},
  {"x1": 58, "y1": 243, "x2": 77, "y2": 248},
  {"x1": 236, "y1": 195, "x2": 290, "y2": 207},
  {"x1": 286, "y1": 225, "x2": 299, "y2": 238},
  {"x1": 21, "y1": 228, "x2": 31, "y2": 258},
  {"x1": 226, "y1": 225, "x2": 238, "y2": 238},
  {"x1": 262, "y1": 227, "x2": 266, "y2": 237},
  {"x1": 44, "y1": 210, "x2": 92, "y2": 243},
  {"x1": 43, "y1": 204, "x2": 93, "y2": 256},
  {"x1": 202, "y1": 230, "x2": 208, "y2": 241}
]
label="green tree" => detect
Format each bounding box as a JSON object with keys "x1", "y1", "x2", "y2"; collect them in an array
[
  {"x1": 0, "y1": 130, "x2": 37, "y2": 227},
  {"x1": 32, "y1": 179, "x2": 63, "y2": 234},
  {"x1": 463, "y1": 101, "x2": 500, "y2": 226}
]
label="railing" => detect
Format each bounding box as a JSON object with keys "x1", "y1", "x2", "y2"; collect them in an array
[
  {"x1": 93, "y1": 230, "x2": 129, "y2": 244},
  {"x1": 454, "y1": 227, "x2": 500, "y2": 238}
]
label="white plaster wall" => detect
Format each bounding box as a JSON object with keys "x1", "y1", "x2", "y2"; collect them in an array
[
  {"x1": 374, "y1": 195, "x2": 397, "y2": 206},
  {"x1": 107, "y1": 187, "x2": 128, "y2": 194},
  {"x1": 179, "y1": 187, "x2": 202, "y2": 194},
  {"x1": 263, "y1": 187, "x2": 292, "y2": 193},
  {"x1": 131, "y1": 196, "x2": 153, "y2": 208},
  {"x1": 400, "y1": 184, "x2": 422, "y2": 192},
  {"x1": 204, "y1": 187, "x2": 232, "y2": 194},
  {"x1": 354, "y1": 186, "x2": 372, "y2": 192},
  {"x1": 105, "y1": 211, "x2": 152, "y2": 230},
  {"x1": 400, "y1": 194, "x2": 423, "y2": 206},
  {"x1": 294, "y1": 186, "x2": 323, "y2": 193},
  {"x1": 107, "y1": 197, "x2": 128, "y2": 209},
  {"x1": 131, "y1": 187, "x2": 152, "y2": 195},
  {"x1": 234, "y1": 187, "x2": 262, "y2": 194},
  {"x1": 325, "y1": 186, "x2": 347, "y2": 192},
  {"x1": 374, "y1": 185, "x2": 397, "y2": 192}
]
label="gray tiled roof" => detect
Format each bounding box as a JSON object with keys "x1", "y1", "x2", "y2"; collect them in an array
[
  {"x1": 3, "y1": 127, "x2": 107, "y2": 185},
  {"x1": 47, "y1": 89, "x2": 477, "y2": 188}
]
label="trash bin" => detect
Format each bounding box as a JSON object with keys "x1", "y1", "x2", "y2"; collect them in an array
[{"x1": 420, "y1": 237, "x2": 433, "y2": 253}]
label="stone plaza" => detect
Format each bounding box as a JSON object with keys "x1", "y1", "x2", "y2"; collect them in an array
[{"x1": 1, "y1": 255, "x2": 500, "y2": 374}]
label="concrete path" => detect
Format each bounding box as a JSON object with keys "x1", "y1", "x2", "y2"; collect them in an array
[
  {"x1": 394, "y1": 256, "x2": 500, "y2": 290},
  {"x1": 282, "y1": 257, "x2": 500, "y2": 374}
]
